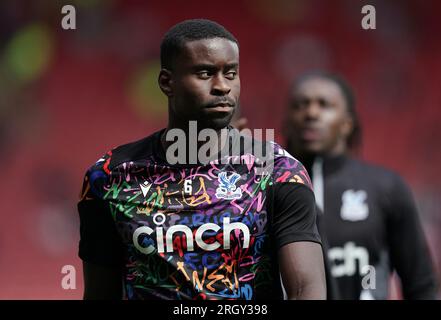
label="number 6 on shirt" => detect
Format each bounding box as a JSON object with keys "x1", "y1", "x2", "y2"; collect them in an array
[{"x1": 184, "y1": 179, "x2": 192, "y2": 194}]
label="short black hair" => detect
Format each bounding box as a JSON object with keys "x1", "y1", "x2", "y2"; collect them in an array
[
  {"x1": 292, "y1": 71, "x2": 362, "y2": 150},
  {"x1": 160, "y1": 19, "x2": 238, "y2": 70}
]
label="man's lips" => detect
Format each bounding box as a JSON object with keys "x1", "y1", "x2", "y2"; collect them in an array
[
  {"x1": 301, "y1": 127, "x2": 322, "y2": 141},
  {"x1": 205, "y1": 103, "x2": 234, "y2": 112}
]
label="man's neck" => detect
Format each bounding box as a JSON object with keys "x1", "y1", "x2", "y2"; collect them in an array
[{"x1": 161, "y1": 122, "x2": 231, "y2": 165}]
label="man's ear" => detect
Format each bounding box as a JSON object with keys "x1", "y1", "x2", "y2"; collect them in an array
[
  {"x1": 341, "y1": 115, "x2": 354, "y2": 139},
  {"x1": 158, "y1": 69, "x2": 173, "y2": 97}
]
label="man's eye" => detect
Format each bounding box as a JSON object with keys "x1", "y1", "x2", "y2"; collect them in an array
[
  {"x1": 197, "y1": 71, "x2": 211, "y2": 78},
  {"x1": 293, "y1": 100, "x2": 307, "y2": 109},
  {"x1": 225, "y1": 71, "x2": 237, "y2": 79},
  {"x1": 319, "y1": 99, "x2": 331, "y2": 108}
]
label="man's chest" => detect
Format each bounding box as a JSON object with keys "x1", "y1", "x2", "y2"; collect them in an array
[
  {"x1": 102, "y1": 161, "x2": 272, "y2": 256},
  {"x1": 323, "y1": 177, "x2": 388, "y2": 277}
]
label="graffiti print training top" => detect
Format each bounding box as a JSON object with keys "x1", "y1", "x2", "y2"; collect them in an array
[{"x1": 78, "y1": 127, "x2": 321, "y2": 300}]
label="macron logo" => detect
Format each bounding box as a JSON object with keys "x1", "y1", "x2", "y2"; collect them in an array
[{"x1": 140, "y1": 181, "x2": 152, "y2": 197}]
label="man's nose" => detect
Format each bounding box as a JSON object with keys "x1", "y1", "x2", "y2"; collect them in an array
[
  {"x1": 305, "y1": 102, "x2": 321, "y2": 119},
  {"x1": 211, "y1": 75, "x2": 231, "y2": 95}
]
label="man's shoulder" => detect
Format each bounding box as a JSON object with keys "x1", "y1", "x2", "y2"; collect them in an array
[
  {"x1": 271, "y1": 141, "x2": 300, "y2": 161},
  {"x1": 87, "y1": 129, "x2": 164, "y2": 173},
  {"x1": 348, "y1": 158, "x2": 409, "y2": 191},
  {"x1": 269, "y1": 141, "x2": 306, "y2": 169},
  {"x1": 269, "y1": 141, "x2": 312, "y2": 189}
]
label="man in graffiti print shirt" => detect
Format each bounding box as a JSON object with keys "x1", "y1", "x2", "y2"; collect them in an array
[{"x1": 78, "y1": 19, "x2": 325, "y2": 300}]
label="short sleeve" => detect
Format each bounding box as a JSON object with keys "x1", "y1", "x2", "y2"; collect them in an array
[
  {"x1": 78, "y1": 153, "x2": 124, "y2": 266},
  {"x1": 268, "y1": 146, "x2": 321, "y2": 249},
  {"x1": 268, "y1": 183, "x2": 321, "y2": 249}
]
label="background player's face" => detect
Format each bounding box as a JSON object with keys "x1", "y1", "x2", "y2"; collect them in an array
[
  {"x1": 286, "y1": 77, "x2": 353, "y2": 156},
  {"x1": 167, "y1": 38, "x2": 240, "y2": 130}
]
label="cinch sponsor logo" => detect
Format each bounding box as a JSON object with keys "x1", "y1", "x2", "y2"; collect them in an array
[
  {"x1": 133, "y1": 213, "x2": 250, "y2": 255},
  {"x1": 328, "y1": 242, "x2": 369, "y2": 277}
]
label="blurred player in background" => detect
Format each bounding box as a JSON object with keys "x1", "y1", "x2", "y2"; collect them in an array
[{"x1": 283, "y1": 71, "x2": 438, "y2": 299}]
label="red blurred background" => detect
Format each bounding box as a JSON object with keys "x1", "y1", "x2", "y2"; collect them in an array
[{"x1": 0, "y1": 0, "x2": 439, "y2": 299}]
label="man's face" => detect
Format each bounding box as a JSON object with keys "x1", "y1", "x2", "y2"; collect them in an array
[
  {"x1": 286, "y1": 77, "x2": 353, "y2": 156},
  {"x1": 168, "y1": 38, "x2": 240, "y2": 130}
]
